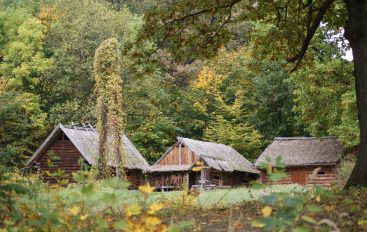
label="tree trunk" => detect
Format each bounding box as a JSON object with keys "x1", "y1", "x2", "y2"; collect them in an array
[{"x1": 344, "y1": 0, "x2": 367, "y2": 187}]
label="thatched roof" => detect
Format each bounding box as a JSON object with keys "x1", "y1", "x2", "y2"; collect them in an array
[
  {"x1": 149, "y1": 164, "x2": 192, "y2": 172},
  {"x1": 26, "y1": 123, "x2": 149, "y2": 171},
  {"x1": 150, "y1": 137, "x2": 257, "y2": 173},
  {"x1": 255, "y1": 137, "x2": 344, "y2": 167}
]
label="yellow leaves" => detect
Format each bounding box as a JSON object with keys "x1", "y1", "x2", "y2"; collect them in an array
[
  {"x1": 126, "y1": 205, "x2": 141, "y2": 217},
  {"x1": 301, "y1": 215, "x2": 317, "y2": 224},
  {"x1": 324, "y1": 205, "x2": 336, "y2": 212},
  {"x1": 146, "y1": 216, "x2": 162, "y2": 226},
  {"x1": 261, "y1": 206, "x2": 272, "y2": 218},
  {"x1": 80, "y1": 214, "x2": 89, "y2": 220},
  {"x1": 251, "y1": 220, "x2": 265, "y2": 228},
  {"x1": 192, "y1": 166, "x2": 202, "y2": 172},
  {"x1": 148, "y1": 203, "x2": 164, "y2": 214},
  {"x1": 69, "y1": 206, "x2": 80, "y2": 216},
  {"x1": 266, "y1": 163, "x2": 273, "y2": 174},
  {"x1": 138, "y1": 183, "x2": 155, "y2": 194},
  {"x1": 38, "y1": 6, "x2": 60, "y2": 28},
  {"x1": 192, "y1": 160, "x2": 204, "y2": 172},
  {"x1": 315, "y1": 195, "x2": 321, "y2": 202},
  {"x1": 193, "y1": 66, "x2": 224, "y2": 95}
]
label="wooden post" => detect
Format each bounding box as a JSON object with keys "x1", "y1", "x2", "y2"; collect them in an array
[
  {"x1": 116, "y1": 166, "x2": 119, "y2": 179},
  {"x1": 178, "y1": 143, "x2": 182, "y2": 165},
  {"x1": 186, "y1": 173, "x2": 190, "y2": 191},
  {"x1": 200, "y1": 168, "x2": 205, "y2": 191}
]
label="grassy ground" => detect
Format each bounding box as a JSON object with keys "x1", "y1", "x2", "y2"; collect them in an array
[
  {"x1": 152, "y1": 184, "x2": 303, "y2": 209},
  {"x1": 10, "y1": 175, "x2": 367, "y2": 231},
  {"x1": 19, "y1": 180, "x2": 303, "y2": 217},
  {"x1": 43, "y1": 182, "x2": 304, "y2": 210}
]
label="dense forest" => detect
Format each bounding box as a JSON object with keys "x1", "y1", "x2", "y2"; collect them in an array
[
  {"x1": 0, "y1": 0, "x2": 357, "y2": 166},
  {"x1": 4, "y1": 1, "x2": 367, "y2": 231}
]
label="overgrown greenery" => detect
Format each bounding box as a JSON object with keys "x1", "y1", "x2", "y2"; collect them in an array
[
  {"x1": 94, "y1": 38, "x2": 126, "y2": 178},
  {"x1": 0, "y1": 0, "x2": 357, "y2": 167}
]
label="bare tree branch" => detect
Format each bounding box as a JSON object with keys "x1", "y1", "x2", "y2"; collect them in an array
[
  {"x1": 165, "y1": 0, "x2": 242, "y2": 24},
  {"x1": 287, "y1": 0, "x2": 335, "y2": 72}
]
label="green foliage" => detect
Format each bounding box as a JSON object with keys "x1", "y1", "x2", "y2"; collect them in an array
[
  {"x1": 0, "y1": 90, "x2": 46, "y2": 165},
  {"x1": 1, "y1": 17, "x2": 52, "y2": 91},
  {"x1": 290, "y1": 59, "x2": 357, "y2": 148},
  {"x1": 41, "y1": 0, "x2": 143, "y2": 125},
  {"x1": 204, "y1": 115, "x2": 262, "y2": 161},
  {"x1": 0, "y1": 5, "x2": 50, "y2": 165},
  {"x1": 244, "y1": 59, "x2": 299, "y2": 140},
  {"x1": 94, "y1": 38, "x2": 126, "y2": 178}
]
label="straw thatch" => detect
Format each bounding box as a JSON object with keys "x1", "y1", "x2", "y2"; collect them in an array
[
  {"x1": 150, "y1": 137, "x2": 257, "y2": 173},
  {"x1": 149, "y1": 164, "x2": 192, "y2": 172},
  {"x1": 26, "y1": 123, "x2": 149, "y2": 171},
  {"x1": 255, "y1": 137, "x2": 343, "y2": 167}
]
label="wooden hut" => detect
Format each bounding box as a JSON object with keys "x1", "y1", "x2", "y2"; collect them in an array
[
  {"x1": 255, "y1": 137, "x2": 344, "y2": 186},
  {"x1": 149, "y1": 137, "x2": 258, "y2": 190},
  {"x1": 26, "y1": 123, "x2": 150, "y2": 187}
]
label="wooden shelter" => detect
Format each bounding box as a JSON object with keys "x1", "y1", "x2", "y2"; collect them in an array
[
  {"x1": 149, "y1": 137, "x2": 258, "y2": 190},
  {"x1": 255, "y1": 137, "x2": 344, "y2": 186},
  {"x1": 26, "y1": 123, "x2": 150, "y2": 187}
]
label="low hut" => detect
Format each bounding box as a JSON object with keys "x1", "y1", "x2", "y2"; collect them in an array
[
  {"x1": 149, "y1": 137, "x2": 258, "y2": 190},
  {"x1": 255, "y1": 137, "x2": 344, "y2": 186},
  {"x1": 26, "y1": 123, "x2": 150, "y2": 187}
]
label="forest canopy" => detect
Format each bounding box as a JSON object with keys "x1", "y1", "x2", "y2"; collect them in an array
[{"x1": 0, "y1": 0, "x2": 357, "y2": 166}]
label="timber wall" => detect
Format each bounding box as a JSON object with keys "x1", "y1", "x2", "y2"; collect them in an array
[
  {"x1": 34, "y1": 134, "x2": 81, "y2": 183},
  {"x1": 126, "y1": 169, "x2": 144, "y2": 188},
  {"x1": 32, "y1": 132, "x2": 144, "y2": 187},
  {"x1": 157, "y1": 145, "x2": 198, "y2": 165},
  {"x1": 149, "y1": 172, "x2": 187, "y2": 188},
  {"x1": 259, "y1": 166, "x2": 337, "y2": 186}
]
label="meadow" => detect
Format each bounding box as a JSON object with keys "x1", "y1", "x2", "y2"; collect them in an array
[{"x1": 3, "y1": 164, "x2": 367, "y2": 232}]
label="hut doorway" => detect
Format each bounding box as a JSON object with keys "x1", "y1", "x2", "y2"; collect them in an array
[
  {"x1": 291, "y1": 169, "x2": 306, "y2": 185},
  {"x1": 188, "y1": 172, "x2": 197, "y2": 188}
]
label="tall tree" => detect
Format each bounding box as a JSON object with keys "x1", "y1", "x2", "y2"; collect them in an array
[
  {"x1": 41, "y1": 0, "x2": 143, "y2": 126},
  {"x1": 94, "y1": 38, "x2": 126, "y2": 179},
  {"x1": 144, "y1": 0, "x2": 367, "y2": 187},
  {"x1": 0, "y1": 8, "x2": 50, "y2": 164}
]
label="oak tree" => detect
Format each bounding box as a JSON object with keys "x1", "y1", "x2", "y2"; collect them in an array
[{"x1": 144, "y1": 0, "x2": 367, "y2": 187}]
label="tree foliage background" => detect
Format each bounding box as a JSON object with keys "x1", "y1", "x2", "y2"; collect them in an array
[{"x1": 0, "y1": 0, "x2": 357, "y2": 166}]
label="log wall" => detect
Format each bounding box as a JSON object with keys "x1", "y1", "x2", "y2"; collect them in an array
[
  {"x1": 149, "y1": 172, "x2": 187, "y2": 188},
  {"x1": 208, "y1": 170, "x2": 256, "y2": 186},
  {"x1": 126, "y1": 169, "x2": 144, "y2": 188},
  {"x1": 32, "y1": 132, "x2": 145, "y2": 187},
  {"x1": 33, "y1": 133, "x2": 81, "y2": 183},
  {"x1": 259, "y1": 166, "x2": 337, "y2": 186},
  {"x1": 157, "y1": 145, "x2": 198, "y2": 165}
]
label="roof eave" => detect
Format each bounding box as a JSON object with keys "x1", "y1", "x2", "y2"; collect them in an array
[{"x1": 26, "y1": 123, "x2": 63, "y2": 166}]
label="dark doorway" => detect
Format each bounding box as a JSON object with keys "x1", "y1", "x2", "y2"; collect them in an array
[{"x1": 188, "y1": 172, "x2": 197, "y2": 188}]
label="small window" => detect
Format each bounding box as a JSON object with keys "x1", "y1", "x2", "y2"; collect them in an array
[{"x1": 318, "y1": 171, "x2": 326, "y2": 175}]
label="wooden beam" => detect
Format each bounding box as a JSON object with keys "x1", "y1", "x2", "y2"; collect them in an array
[
  {"x1": 178, "y1": 143, "x2": 182, "y2": 165},
  {"x1": 200, "y1": 168, "x2": 205, "y2": 191}
]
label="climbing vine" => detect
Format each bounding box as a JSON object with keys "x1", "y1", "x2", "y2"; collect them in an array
[{"x1": 94, "y1": 38, "x2": 126, "y2": 179}]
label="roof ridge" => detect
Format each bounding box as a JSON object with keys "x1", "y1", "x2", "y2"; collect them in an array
[
  {"x1": 274, "y1": 136, "x2": 337, "y2": 140},
  {"x1": 178, "y1": 137, "x2": 233, "y2": 147}
]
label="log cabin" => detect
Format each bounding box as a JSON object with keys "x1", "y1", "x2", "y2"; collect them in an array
[
  {"x1": 149, "y1": 137, "x2": 258, "y2": 190},
  {"x1": 26, "y1": 123, "x2": 150, "y2": 187},
  {"x1": 255, "y1": 137, "x2": 344, "y2": 186}
]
